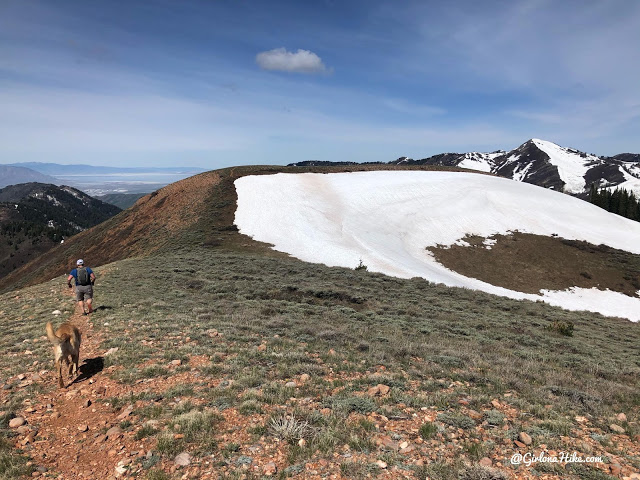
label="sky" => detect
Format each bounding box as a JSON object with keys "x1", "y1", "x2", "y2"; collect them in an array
[{"x1": 1, "y1": 0, "x2": 639, "y2": 168}]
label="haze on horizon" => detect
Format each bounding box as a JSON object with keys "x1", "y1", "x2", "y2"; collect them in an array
[{"x1": 1, "y1": 0, "x2": 639, "y2": 169}]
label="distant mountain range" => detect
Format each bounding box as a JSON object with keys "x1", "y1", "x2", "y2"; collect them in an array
[
  {"x1": 0, "y1": 165, "x2": 60, "y2": 188},
  {"x1": 6, "y1": 162, "x2": 206, "y2": 176},
  {"x1": 0, "y1": 183, "x2": 121, "y2": 278},
  {"x1": 291, "y1": 139, "x2": 640, "y2": 196}
]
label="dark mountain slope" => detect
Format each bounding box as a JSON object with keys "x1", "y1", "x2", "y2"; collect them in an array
[
  {"x1": 95, "y1": 192, "x2": 149, "y2": 210},
  {"x1": 0, "y1": 183, "x2": 120, "y2": 278}
]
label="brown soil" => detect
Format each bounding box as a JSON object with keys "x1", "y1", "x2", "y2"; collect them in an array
[{"x1": 427, "y1": 232, "x2": 640, "y2": 296}]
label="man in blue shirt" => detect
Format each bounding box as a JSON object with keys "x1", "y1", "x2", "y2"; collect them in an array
[{"x1": 67, "y1": 259, "x2": 96, "y2": 315}]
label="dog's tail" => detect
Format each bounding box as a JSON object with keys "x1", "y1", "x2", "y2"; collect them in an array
[{"x1": 46, "y1": 322, "x2": 65, "y2": 345}]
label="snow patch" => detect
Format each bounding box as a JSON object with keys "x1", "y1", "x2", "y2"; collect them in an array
[
  {"x1": 483, "y1": 238, "x2": 497, "y2": 249},
  {"x1": 46, "y1": 195, "x2": 61, "y2": 207},
  {"x1": 512, "y1": 162, "x2": 533, "y2": 182},
  {"x1": 607, "y1": 165, "x2": 640, "y2": 196},
  {"x1": 531, "y1": 139, "x2": 599, "y2": 194},
  {"x1": 235, "y1": 171, "x2": 640, "y2": 322}
]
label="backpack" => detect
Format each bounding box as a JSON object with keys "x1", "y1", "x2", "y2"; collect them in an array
[{"x1": 77, "y1": 267, "x2": 90, "y2": 286}]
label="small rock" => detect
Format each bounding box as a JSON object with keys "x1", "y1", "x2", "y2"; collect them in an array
[
  {"x1": 106, "y1": 426, "x2": 123, "y2": 439},
  {"x1": 170, "y1": 359, "x2": 182, "y2": 366},
  {"x1": 263, "y1": 462, "x2": 277, "y2": 476},
  {"x1": 299, "y1": 374, "x2": 310, "y2": 383},
  {"x1": 78, "y1": 425, "x2": 89, "y2": 432},
  {"x1": 514, "y1": 440, "x2": 526, "y2": 448},
  {"x1": 577, "y1": 441, "x2": 591, "y2": 454},
  {"x1": 616, "y1": 413, "x2": 627, "y2": 422},
  {"x1": 9, "y1": 417, "x2": 26, "y2": 428},
  {"x1": 518, "y1": 432, "x2": 532, "y2": 446},
  {"x1": 610, "y1": 424, "x2": 625, "y2": 434},
  {"x1": 108, "y1": 450, "x2": 117, "y2": 457},
  {"x1": 479, "y1": 457, "x2": 493, "y2": 467},
  {"x1": 104, "y1": 347, "x2": 119, "y2": 356},
  {"x1": 257, "y1": 344, "x2": 267, "y2": 352},
  {"x1": 174, "y1": 452, "x2": 191, "y2": 466},
  {"x1": 399, "y1": 441, "x2": 409, "y2": 449},
  {"x1": 93, "y1": 434, "x2": 107, "y2": 444},
  {"x1": 376, "y1": 460, "x2": 388, "y2": 469},
  {"x1": 114, "y1": 463, "x2": 127, "y2": 477},
  {"x1": 117, "y1": 405, "x2": 134, "y2": 420},
  {"x1": 609, "y1": 463, "x2": 622, "y2": 476},
  {"x1": 52, "y1": 310, "x2": 62, "y2": 316},
  {"x1": 83, "y1": 400, "x2": 92, "y2": 408},
  {"x1": 17, "y1": 374, "x2": 26, "y2": 381},
  {"x1": 50, "y1": 412, "x2": 61, "y2": 419},
  {"x1": 298, "y1": 438, "x2": 306, "y2": 447},
  {"x1": 367, "y1": 384, "x2": 391, "y2": 397},
  {"x1": 285, "y1": 382, "x2": 297, "y2": 388}
]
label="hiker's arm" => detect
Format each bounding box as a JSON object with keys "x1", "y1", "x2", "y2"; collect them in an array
[
  {"x1": 90, "y1": 272, "x2": 96, "y2": 284},
  {"x1": 67, "y1": 274, "x2": 73, "y2": 288}
]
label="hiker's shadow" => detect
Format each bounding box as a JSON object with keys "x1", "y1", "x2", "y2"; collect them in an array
[
  {"x1": 72, "y1": 356, "x2": 104, "y2": 384},
  {"x1": 94, "y1": 306, "x2": 113, "y2": 311}
]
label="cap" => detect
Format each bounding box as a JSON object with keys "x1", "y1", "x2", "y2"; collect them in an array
[{"x1": 77, "y1": 259, "x2": 84, "y2": 266}]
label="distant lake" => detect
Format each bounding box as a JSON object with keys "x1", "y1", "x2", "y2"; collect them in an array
[{"x1": 53, "y1": 172, "x2": 198, "y2": 196}]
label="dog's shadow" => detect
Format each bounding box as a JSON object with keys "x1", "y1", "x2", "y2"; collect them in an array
[{"x1": 72, "y1": 356, "x2": 104, "y2": 385}]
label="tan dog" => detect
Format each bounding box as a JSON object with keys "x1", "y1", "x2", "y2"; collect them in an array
[{"x1": 46, "y1": 322, "x2": 81, "y2": 388}]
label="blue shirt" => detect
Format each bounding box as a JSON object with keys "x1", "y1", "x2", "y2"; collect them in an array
[{"x1": 70, "y1": 267, "x2": 93, "y2": 285}]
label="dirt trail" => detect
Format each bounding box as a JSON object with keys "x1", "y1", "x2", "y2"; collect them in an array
[{"x1": 20, "y1": 286, "x2": 144, "y2": 479}]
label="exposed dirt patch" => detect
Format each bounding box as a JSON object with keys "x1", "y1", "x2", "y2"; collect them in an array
[{"x1": 427, "y1": 232, "x2": 640, "y2": 296}]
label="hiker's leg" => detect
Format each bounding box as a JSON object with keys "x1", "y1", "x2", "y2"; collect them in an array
[
  {"x1": 86, "y1": 298, "x2": 93, "y2": 313},
  {"x1": 75, "y1": 288, "x2": 86, "y2": 314}
]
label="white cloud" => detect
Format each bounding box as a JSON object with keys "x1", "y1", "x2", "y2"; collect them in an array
[{"x1": 256, "y1": 48, "x2": 329, "y2": 74}]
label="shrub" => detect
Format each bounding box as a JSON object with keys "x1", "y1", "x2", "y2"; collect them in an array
[
  {"x1": 437, "y1": 412, "x2": 476, "y2": 430},
  {"x1": 269, "y1": 415, "x2": 310, "y2": 442},
  {"x1": 419, "y1": 421, "x2": 438, "y2": 439},
  {"x1": 355, "y1": 259, "x2": 368, "y2": 271},
  {"x1": 545, "y1": 320, "x2": 574, "y2": 337}
]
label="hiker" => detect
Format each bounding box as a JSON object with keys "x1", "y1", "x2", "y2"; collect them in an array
[{"x1": 67, "y1": 259, "x2": 96, "y2": 315}]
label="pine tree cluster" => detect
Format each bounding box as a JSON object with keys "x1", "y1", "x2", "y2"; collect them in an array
[{"x1": 589, "y1": 184, "x2": 640, "y2": 222}]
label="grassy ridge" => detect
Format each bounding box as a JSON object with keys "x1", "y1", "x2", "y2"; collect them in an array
[{"x1": 2, "y1": 247, "x2": 637, "y2": 478}]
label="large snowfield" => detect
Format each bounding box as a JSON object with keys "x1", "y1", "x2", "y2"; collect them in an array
[{"x1": 235, "y1": 171, "x2": 640, "y2": 322}]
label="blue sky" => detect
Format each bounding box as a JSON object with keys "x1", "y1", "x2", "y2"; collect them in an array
[{"x1": 1, "y1": 0, "x2": 639, "y2": 168}]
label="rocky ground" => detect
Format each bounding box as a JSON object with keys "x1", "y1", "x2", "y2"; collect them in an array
[{"x1": 1, "y1": 265, "x2": 639, "y2": 480}]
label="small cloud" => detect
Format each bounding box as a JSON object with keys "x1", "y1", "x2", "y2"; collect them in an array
[{"x1": 256, "y1": 48, "x2": 330, "y2": 74}]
